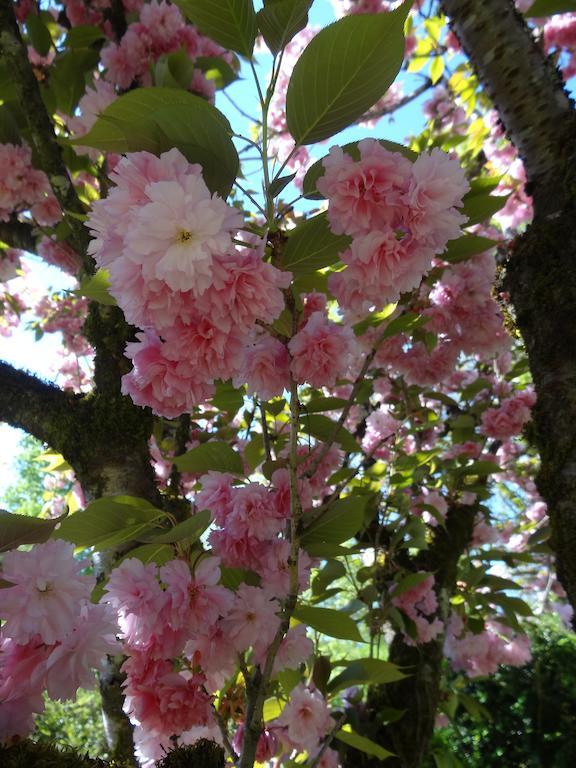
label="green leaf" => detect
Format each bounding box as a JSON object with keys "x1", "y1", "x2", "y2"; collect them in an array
[
  {"x1": 303, "y1": 396, "x2": 349, "y2": 413},
  {"x1": 429, "y1": 55, "x2": 445, "y2": 84},
  {"x1": 154, "y1": 49, "x2": 195, "y2": 89},
  {"x1": 311, "y1": 559, "x2": 346, "y2": 595},
  {"x1": 462, "y1": 188, "x2": 510, "y2": 227},
  {"x1": 173, "y1": 0, "x2": 257, "y2": 57},
  {"x1": 263, "y1": 697, "x2": 284, "y2": 721},
  {"x1": 328, "y1": 658, "x2": 407, "y2": 693},
  {"x1": 380, "y1": 312, "x2": 428, "y2": 340},
  {"x1": 49, "y1": 49, "x2": 100, "y2": 114},
  {"x1": 121, "y1": 543, "x2": 174, "y2": 566},
  {"x1": 212, "y1": 380, "x2": 245, "y2": 414},
  {"x1": 302, "y1": 495, "x2": 368, "y2": 547},
  {"x1": 300, "y1": 412, "x2": 360, "y2": 452},
  {"x1": 195, "y1": 56, "x2": 239, "y2": 89},
  {"x1": 441, "y1": 235, "x2": 498, "y2": 264},
  {"x1": 27, "y1": 15, "x2": 52, "y2": 56},
  {"x1": 138, "y1": 509, "x2": 212, "y2": 544},
  {"x1": 269, "y1": 172, "x2": 297, "y2": 198},
  {"x1": 53, "y1": 497, "x2": 166, "y2": 550},
  {"x1": 526, "y1": 0, "x2": 576, "y2": 15},
  {"x1": 0, "y1": 510, "x2": 65, "y2": 554},
  {"x1": 65, "y1": 25, "x2": 105, "y2": 49},
  {"x1": 72, "y1": 88, "x2": 239, "y2": 197},
  {"x1": 174, "y1": 441, "x2": 244, "y2": 474},
  {"x1": 282, "y1": 212, "x2": 350, "y2": 275},
  {"x1": 257, "y1": 0, "x2": 312, "y2": 54},
  {"x1": 76, "y1": 269, "x2": 116, "y2": 306},
  {"x1": 293, "y1": 604, "x2": 365, "y2": 642},
  {"x1": 285, "y1": 3, "x2": 410, "y2": 144},
  {"x1": 219, "y1": 567, "x2": 261, "y2": 589},
  {"x1": 336, "y1": 726, "x2": 394, "y2": 760}
]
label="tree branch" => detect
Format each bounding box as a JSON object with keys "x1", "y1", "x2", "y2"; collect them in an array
[
  {"x1": 0, "y1": 219, "x2": 38, "y2": 253},
  {"x1": 0, "y1": 1, "x2": 92, "y2": 267},
  {"x1": 439, "y1": 0, "x2": 576, "y2": 209},
  {"x1": 0, "y1": 360, "x2": 76, "y2": 447}
]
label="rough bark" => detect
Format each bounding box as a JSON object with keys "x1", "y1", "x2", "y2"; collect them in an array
[
  {"x1": 439, "y1": 0, "x2": 576, "y2": 618},
  {"x1": 344, "y1": 504, "x2": 477, "y2": 768}
]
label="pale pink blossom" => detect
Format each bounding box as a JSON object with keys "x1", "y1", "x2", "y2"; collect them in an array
[
  {"x1": 223, "y1": 585, "x2": 280, "y2": 655},
  {"x1": 480, "y1": 389, "x2": 536, "y2": 440},
  {"x1": 289, "y1": 311, "x2": 357, "y2": 388},
  {"x1": 45, "y1": 603, "x2": 120, "y2": 700},
  {"x1": 1, "y1": 540, "x2": 93, "y2": 645},
  {"x1": 275, "y1": 683, "x2": 334, "y2": 754},
  {"x1": 237, "y1": 334, "x2": 291, "y2": 401}
]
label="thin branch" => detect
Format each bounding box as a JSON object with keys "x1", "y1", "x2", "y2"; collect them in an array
[
  {"x1": 223, "y1": 90, "x2": 262, "y2": 125},
  {"x1": 0, "y1": 1, "x2": 92, "y2": 268},
  {"x1": 360, "y1": 79, "x2": 433, "y2": 123},
  {"x1": 259, "y1": 402, "x2": 273, "y2": 463}
]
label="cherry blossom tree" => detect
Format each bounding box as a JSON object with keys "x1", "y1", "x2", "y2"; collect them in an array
[{"x1": 0, "y1": 1, "x2": 575, "y2": 767}]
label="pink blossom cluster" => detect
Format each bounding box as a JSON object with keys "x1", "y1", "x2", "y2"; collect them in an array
[
  {"x1": 321, "y1": 141, "x2": 469, "y2": 315},
  {"x1": 101, "y1": 0, "x2": 230, "y2": 97},
  {"x1": 423, "y1": 87, "x2": 467, "y2": 135},
  {"x1": 391, "y1": 573, "x2": 444, "y2": 644},
  {"x1": 199, "y1": 471, "x2": 315, "y2": 598},
  {"x1": 0, "y1": 142, "x2": 61, "y2": 225},
  {"x1": 102, "y1": 551, "x2": 315, "y2": 762},
  {"x1": 62, "y1": 0, "x2": 144, "y2": 32},
  {"x1": 35, "y1": 293, "x2": 94, "y2": 391},
  {"x1": 426, "y1": 251, "x2": 511, "y2": 359},
  {"x1": 0, "y1": 540, "x2": 119, "y2": 742},
  {"x1": 544, "y1": 13, "x2": 576, "y2": 80},
  {"x1": 445, "y1": 615, "x2": 531, "y2": 677},
  {"x1": 480, "y1": 389, "x2": 536, "y2": 440},
  {"x1": 87, "y1": 148, "x2": 291, "y2": 417}
]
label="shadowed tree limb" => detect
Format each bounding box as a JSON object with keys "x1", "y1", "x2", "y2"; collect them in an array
[
  {"x1": 0, "y1": 219, "x2": 38, "y2": 253},
  {"x1": 0, "y1": 361, "x2": 77, "y2": 447}
]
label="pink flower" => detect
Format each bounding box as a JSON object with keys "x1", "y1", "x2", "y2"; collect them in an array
[
  {"x1": 123, "y1": 654, "x2": 213, "y2": 736},
  {"x1": 317, "y1": 139, "x2": 413, "y2": 237},
  {"x1": 480, "y1": 389, "x2": 536, "y2": 440},
  {"x1": 124, "y1": 173, "x2": 242, "y2": 294},
  {"x1": 275, "y1": 683, "x2": 334, "y2": 753},
  {"x1": 159, "y1": 557, "x2": 232, "y2": 631},
  {"x1": 227, "y1": 483, "x2": 285, "y2": 540},
  {"x1": 289, "y1": 311, "x2": 357, "y2": 388},
  {"x1": 102, "y1": 557, "x2": 167, "y2": 649},
  {"x1": 1, "y1": 540, "x2": 93, "y2": 645},
  {"x1": 196, "y1": 472, "x2": 235, "y2": 526},
  {"x1": 122, "y1": 331, "x2": 215, "y2": 418},
  {"x1": 404, "y1": 148, "x2": 469, "y2": 246},
  {"x1": 223, "y1": 585, "x2": 280, "y2": 655},
  {"x1": 195, "y1": 247, "x2": 291, "y2": 332},
  {"x1": 45, "y1": 603, "x2": 120, "y2": 700},
  {"x1": 237, "y1": 334, "x2": 291, "y2": 401}
]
